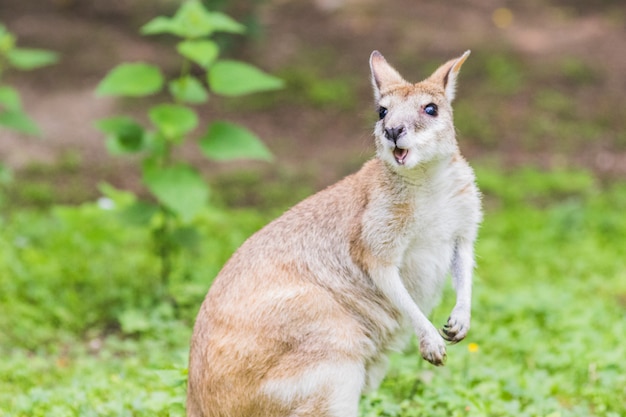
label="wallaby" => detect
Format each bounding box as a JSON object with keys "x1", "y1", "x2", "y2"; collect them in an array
[{"x1": 187, "y1": 50, "x2": 482, "y2": 417}]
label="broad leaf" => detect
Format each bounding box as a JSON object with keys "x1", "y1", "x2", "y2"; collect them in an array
[
  {"x1": 200, "y1": 121, "x2": 272, "y2": 162},
  {"x1": 205, "y1": 11, "x2": 246, "y2": 34},
  {"x1": 119, "y1": 201, "x2": 160, "y2": 226},
  {"x1": 95, "y1": 116, "x2": 145, "y2": 153},
  {"x1": 143, "y1": 164, "x2": 209, "y2": 222},
  {"x1": 148, "y1": 104, "x2": 198, "y2": 140},
  {"x1": 141, "y1": 1, "x2": 244, "y2": 38},
  {"x1": 96, "y1": 63, "x2": 164, "y2": 97},
  {"x1": 0, "y1": 25, "x2": 16, "y2": 54},
  {"x1": 209, "y1": 60, "x2": 284, "y2": 97},
  {"x1": 168, "y1": 75, "x2": 208, "y2": 104},
  {"x1": 0, "y1": 109, "x2": 40, "y2": 135},
  {"x1": 0, "y1": 86, "x2": 21, "y2": 111},
  {"x1": 7, "y1": 48, "x2": 58, "y2": 70},
  {"x1": 176, "y1": 40, "x2": 219, "y2": 68},
  {"x1": 163, "y1": 0, "x2": 213, "y2": 38},
  {"x1": 140, "y1": 16, "x2": 186, "y2": 37}
]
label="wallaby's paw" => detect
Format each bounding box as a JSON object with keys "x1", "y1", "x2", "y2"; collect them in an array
[
  {"x1": 441, "y1": 308, "x2": 470, "y2": 344},
  {"x1": 419, "y1": 328, "x2": 447, "y2": 366}
]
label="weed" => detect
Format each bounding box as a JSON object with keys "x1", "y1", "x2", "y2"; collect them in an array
[
  {"x1": 0, "y1": 23, "x2": 58, "y2": 209},
  {"x1": 94, "y1": 0, "x2": 283, "y2": 290}
]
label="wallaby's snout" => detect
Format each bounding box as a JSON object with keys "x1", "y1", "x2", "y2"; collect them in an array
[{"x1": 384, "y1": 125, "x2": 405, "y2": 143}]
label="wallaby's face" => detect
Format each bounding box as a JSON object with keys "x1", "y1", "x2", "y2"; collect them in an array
[{"x1": 370, "y1": 51, "x2": 470, "y2": 170}]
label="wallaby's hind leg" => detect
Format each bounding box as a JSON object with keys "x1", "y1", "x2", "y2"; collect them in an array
[
  {"x1": 263, "y1": 362, "x2": 365, "y2": 417},
  {"x1": 186, "y1": 394, "x2": 203, "y2": 417}
]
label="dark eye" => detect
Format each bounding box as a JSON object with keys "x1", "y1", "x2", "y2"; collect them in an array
[
  {"x1": 424, "y1": 103, "x2": 438, "y2": 117},
  {"x1": 378, "y1": 106, "x2": 388, "y2": 120}
]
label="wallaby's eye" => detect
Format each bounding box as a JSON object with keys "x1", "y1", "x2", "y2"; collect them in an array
[
  {"x1": 424, "y1": 103, "x2": 438, "y2": 117},
  {"x1": 378, "y1": 106, "x2": 388, "y2": 120}
]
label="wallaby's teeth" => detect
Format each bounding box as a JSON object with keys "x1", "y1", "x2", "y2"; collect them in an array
[{"x1": 393, "y1": 147, "x2": 409, "y2": 164}]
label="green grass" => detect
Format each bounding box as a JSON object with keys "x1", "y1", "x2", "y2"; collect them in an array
[{"x1": 1, "y1": 167, "x2": 625, "y2": 416}]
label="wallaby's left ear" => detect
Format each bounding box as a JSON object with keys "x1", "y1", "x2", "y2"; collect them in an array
[
  {"x1": 370, "y1": 51, "x2": 408, "y2": 102},
  {"x1": 427, "y1": 50, "x2": 470, "y2": 102}
]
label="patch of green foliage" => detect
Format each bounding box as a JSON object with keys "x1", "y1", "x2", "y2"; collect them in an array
[
  {"x1": 0, "y1": 199, "x2": 268, "y2": 351},
  {"x1": 0, "y1": 22, "x2": 58, "y2": 207},
  {"x1": 1, "y1": 167, "x2": 625, "y2": 416},
  {"x1": 2, "y1": 151, "x2": 91, "y2": 210},
  {"x1": 94, "y1": 0, "x2": 283, "y2": 291},
  {"x1": 0, "y1": 23, "x2": 58, "y2": 137}
]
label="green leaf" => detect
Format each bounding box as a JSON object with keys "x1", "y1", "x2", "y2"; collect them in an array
[
  {"x1": 176, "y1": 40, "x2": 219, "y2": 68},
  {"x1": 141, "y1": 1, "x2": 244, "y2": 38},
  {"x1": 98, "y1": 182, "x2": 137, "y2": 207},
  {"x1": 209, "y1": 60, "x2": 284, "y2": 97},
  {"x1": 148, "y1": 104, "x2": 198, "y2": 140},
  {"x1": 200, "y1": 121, "x2": 272, "y2": 162},
  {"x1": 0, "y1": 109, "x2": 40, "y2": 135},
  {"x1": 0, "y1": 24, "x2": 16, "y2": 54},
  {"x1": 140, "y1": 16, "x2": 187, "y2": 37},
  {"x1": 0, "y1": 86, "x2": 21, "y2": 111},
  {"x1": 168, "y1": 75, "x2": 208, "y2": 104},
  {"x1": 95, "y1": 116, "x2": 145, "y2": 153},
  {"x1": 153, "y1": 1, "x2": 211, "y2": 38},
  {"x1": 204, "y1": 11, "x2": 246, "y2": 34},
  {"x1": 6, "y1": 48, "x2": 58, "y2": 70},
  {"x1": 96, "y1": 63, "x2": 164, "y2": 97},
  {"x1": 143, "y1": 164, "x2": 209, "y2": 221},
  {"x1": 119, "y1": 201, "x2": 160, "y2": 226}
]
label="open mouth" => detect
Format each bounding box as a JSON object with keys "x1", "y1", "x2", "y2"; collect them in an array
[{"x1": 393, "y1": 147, "x2": 409, "y2": 165}]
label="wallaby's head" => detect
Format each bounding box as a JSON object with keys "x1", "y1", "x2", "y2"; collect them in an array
[{"x1": 369, "y1": 51, "x2": 470, "y2": 170}]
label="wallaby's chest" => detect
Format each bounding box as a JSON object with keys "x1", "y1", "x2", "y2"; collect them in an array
[{"x1": 377, "y1": 182, "x2": 467, "y2": 307}]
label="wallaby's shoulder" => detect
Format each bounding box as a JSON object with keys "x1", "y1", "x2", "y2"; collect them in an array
[{"x1": 273, "y1": 158, "x2": 386, "y2": 222}]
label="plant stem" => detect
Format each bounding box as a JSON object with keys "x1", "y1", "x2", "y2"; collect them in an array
[{"x1": 156, "y1": 207, "x2": 173, "y2": 293}]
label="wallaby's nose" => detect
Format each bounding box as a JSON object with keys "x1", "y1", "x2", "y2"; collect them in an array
[{"x1": 384, "y1": 126, "x2": 404, "y2": 143}]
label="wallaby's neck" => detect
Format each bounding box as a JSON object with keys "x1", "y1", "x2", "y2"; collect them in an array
[{"x1": 380, "y1": 154, "x2": 453, "y2": 189}]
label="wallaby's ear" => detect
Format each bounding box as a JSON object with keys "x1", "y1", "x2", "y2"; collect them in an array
[
  {"x1": 427, "y1": 50, "x2": 470, "y2": 102},
  {"x1": 370, "y1": 51, "x2": 408, "y2": 101}
]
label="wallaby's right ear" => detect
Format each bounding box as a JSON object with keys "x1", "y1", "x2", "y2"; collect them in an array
[
  {"x1": 370, "y1": 51, "x2": 407, "y2": 101},
  {"x1": 426, "y1": 50, "x2": 471, "y2": 102}
]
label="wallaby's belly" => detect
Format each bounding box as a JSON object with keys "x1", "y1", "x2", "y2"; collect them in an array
[
  {"x1": 401, "y1": 239, "x2": 455, "y2": 314},
  {"x1": 400, "y1": 196, "x2": 462, "y2": 314}
]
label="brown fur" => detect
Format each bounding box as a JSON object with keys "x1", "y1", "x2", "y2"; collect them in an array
[{"x1": 187, "y1": 51, "x2": 481, "y2": 417}]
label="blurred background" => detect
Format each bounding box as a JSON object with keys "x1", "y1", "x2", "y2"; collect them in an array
[{"x1": 1, "y1": 0, "x2": 624, "y2": 208}]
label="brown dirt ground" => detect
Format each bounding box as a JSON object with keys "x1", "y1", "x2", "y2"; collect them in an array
[{"x1": 1, "y1": 0, "x2": 625, "y2": 201}]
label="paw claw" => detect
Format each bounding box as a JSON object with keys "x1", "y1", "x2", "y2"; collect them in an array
[
  {"x1": 441, "y1": 312, "x2": 470, "y2": 344},
  {"x1": 419, "y1": 328, "x2": 448, "y2": 366}
]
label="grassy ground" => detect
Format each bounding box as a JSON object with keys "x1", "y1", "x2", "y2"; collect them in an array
[{"x1": 1, "y1": 166, "x2": 625, "y2": 417}]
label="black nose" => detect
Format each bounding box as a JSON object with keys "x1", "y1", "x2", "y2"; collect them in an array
[{"x1": 384, "y1": 126, "x2": 404, "y2": 143}]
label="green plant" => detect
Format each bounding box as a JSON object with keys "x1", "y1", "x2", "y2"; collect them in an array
[
  {"x1": 94, "y1": 0, "x2": 283, "y2": 290},
  {"x1": 0, "y1": 23, "x2": 58, "y2": 206},
  {"x1": 0, "y1": 23, "x2": 58, "y2": 136}
]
